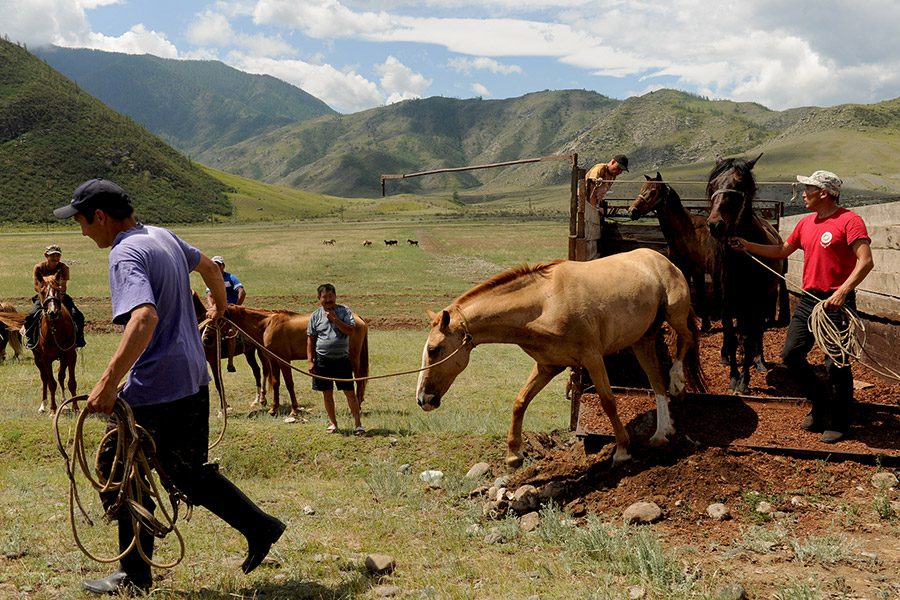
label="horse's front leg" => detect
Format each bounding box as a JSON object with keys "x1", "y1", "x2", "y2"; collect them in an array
[
  {"x1": 282, "y1": 367, "x2": 298, "y2": 417},
  {"x1": 736, "y1": 331, "x2": 756, "y2": 395},
  {"x1": 752, "y1": 328, "x2": 769, "y2": 373},
  {"x1": 693, "y1": 271, "x2": 711, "y2": 333},
  {"x1": 506, "y1": 363, "x2": 563, "y2": 469},
  {"x1": 267, "y1": 363, "x2": 281, "y2": 416},
  {"x1": 631, "y1": 336, "x2": 675, "y2": 446},
  {"x1": 246, "y1": 349, "x2": 264, "y2": 408}
]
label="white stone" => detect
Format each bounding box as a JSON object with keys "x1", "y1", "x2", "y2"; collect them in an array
[
  {"x1": 365, "y1": 554, "x2": 396, "y2": 574},
  {"x1": 519, "y1": 512, "x2": 541, "y2": 532},
  {"x1": 706, "y1": 503, "x2": 731, "y2": 521},
  {"x1": 483, "y1": 533, "x2": 503, "y2": 544},
  {"x1": 623, "y1": 502, "x2": 662, "y2": 524},
  {"x1": 303, "y1": 505, "x2": 316, "y2": 515},
  {"x1": 466, "y1": 462, "x2": 491, "y2": 479},
  {"x1": 419, "y1": 469, "x2": 443, "y2": 483},
  {"x1": 627, "y1": 585, "x2": 646, "y2": 599},
  {"x1": 756, "y1": 501, "x2": 774, "y2": 514},
  {"x1": 872, "y1": 472, "x2": 899, "y2": 490}
]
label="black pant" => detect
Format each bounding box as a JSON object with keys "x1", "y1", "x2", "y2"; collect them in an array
[
  {"x1": 782, "y1": 291, "x2": 855, "y2": 431},
  {"x1": 24, "y1": 294, "x2": 84, "y2": 343}
]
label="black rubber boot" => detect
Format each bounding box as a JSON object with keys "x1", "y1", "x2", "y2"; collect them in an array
[
  {"x1": 82, "y1": 517, "x2": 153, "y2": 595},
  {"x1": 189, "y1": 466, "x2": 286, "y2": 573}
]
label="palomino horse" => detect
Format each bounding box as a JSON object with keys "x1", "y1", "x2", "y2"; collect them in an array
[
  {"x1": 416, "y1": 249, "x2": 706, "y2": 468},
  {"x1": 706, "y1": 154, "x2": 786, "y2": 393},
  {"x1": 33, "y1": 273, "x2": 78, "y2": 414},
  {"x1": 0, "y1": 302, "x2": 24, "y2": 361},
  {"x1": 204, "y1": 305, "x2": 369, "y2": 416},
  {"x1": 629, "y1": 172, "x2": 718, "y2": 332},
  {"x1": 192, "y1": 293, "x2": 267, "y2": 409}
]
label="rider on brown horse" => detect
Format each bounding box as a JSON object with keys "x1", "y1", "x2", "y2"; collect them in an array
[{"x1": 23, "y1": 244, "x2": 86, "y2": 349}]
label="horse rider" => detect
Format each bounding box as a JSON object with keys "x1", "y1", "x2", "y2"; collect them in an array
[
  {"x1": 23, "y1": 244, "x2": 86, "y2": 349},
  {"x1": 54, "y1": 178, "x2": 285, "y2": 594},
  {"x1": 730, "y1": 170, "x2": 874, "y2": 444},
  {"x1": 206, "y1": 255, "x2": 246, "y2": 372},
  {"x1": 585, "y1": 154, "x2": 629, "y2": 210}
]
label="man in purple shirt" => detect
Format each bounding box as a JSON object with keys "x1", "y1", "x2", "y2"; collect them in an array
[{"x1": 54, "y1": 179, "x2": 285, "y2": 595}]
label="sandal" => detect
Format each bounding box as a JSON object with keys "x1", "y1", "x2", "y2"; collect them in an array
[
  {"x1": 325, "y1": 424, "x2": 337, "y2": 433},
  {"x1": 354, "y1": 426, "x2": 365, "y2": 436}
]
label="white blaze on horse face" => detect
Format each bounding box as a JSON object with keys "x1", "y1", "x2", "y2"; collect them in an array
[{"x1": 416, "y1": 340, "x2": 436, "y2": 410}]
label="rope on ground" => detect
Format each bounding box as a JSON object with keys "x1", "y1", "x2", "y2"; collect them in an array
[
  {"x1": 54, "y1": 396, "x2": 188, "y2": 567},
  {"x1": 741, "y1": 251, "x2": 900, "y2": 382}
]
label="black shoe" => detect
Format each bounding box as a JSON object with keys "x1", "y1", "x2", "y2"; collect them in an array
[
  {"x1": 242, "y1": 517, "x2": 286, "y2": 574},
  {"x1": 821, "y1": 430, "x2": 844, "y2": 444},
  {"x1": 77, "y1": 337, "x2": 86, "y2": 348},
  {"x1": 82, "y1": 569, "x2": 151, "y2": 595},
  {"x1": 801, "y1": 413, "x2": 824, "y2": 433},
  {"x1": 227, "y1": 364, "x2": 237, "y2": 373}
]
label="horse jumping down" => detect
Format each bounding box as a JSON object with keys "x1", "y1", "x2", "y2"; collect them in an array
[
  {"x1": 205, "y1": 305, "x2": 369, "y2": 416},
  {"x1": 706, "y1": 153, "x2": 787, "y2": 393},
  {"x1": 416, "y1": 249, "x2": 705, "y2": 468},
  {"x1": 32, "y1": 273, "x2": 78, "y2": 414},
  {"x1": 0, "y1": 302, "x2": 24, "y2": 361}
]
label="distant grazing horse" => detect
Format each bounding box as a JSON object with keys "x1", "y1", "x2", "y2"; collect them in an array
[
  {"x1": 0, "y1": 302, "x2": 24, "y2": 361},
  {"x1": 384, "y1": 239, "x2": 398, "y2": 246},
  {"x1": 323, "y1": 239, "x2": 336, "y2": 245},
  {"x1": 193, "y1": 293, "x2": 267, "y2": 408},
  {"x1": 416, "y1": 249, "x2": 705, "y2": 468},
  {"x1": 204, "y1": 305, "x2": 369, "y2": 416},
  {"x1": 363, "y1": 240, "x2": 373, "y2": 247},
  {"x1": 407, "y1": 239, "x2": 419, "y2": 246},
  {"x1": 32, "y1": 273, "x2": 78, "y2": 414},
  {"x1": 706, "y1": 153, "x2": 786, "y2": 393},
  {"x1": 629, "y1": 172, "x2": 718, "y2": 332}
]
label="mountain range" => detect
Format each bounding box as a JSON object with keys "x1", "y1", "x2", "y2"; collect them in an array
[{"x1": 4, "y1": 42, "x2": 900, "y2": 224}]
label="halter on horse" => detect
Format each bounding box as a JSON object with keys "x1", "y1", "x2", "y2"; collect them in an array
[{"x1": 33, "y1": 273, "x2": 78, "y2": 414}]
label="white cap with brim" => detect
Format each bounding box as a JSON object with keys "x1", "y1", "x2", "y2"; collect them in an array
[
  {"x1": 212, "y1": 256, "x2": 225, "y2": 265},
  {"x1": 796, "y1": 170, "x2": 842, "y2": 196}
]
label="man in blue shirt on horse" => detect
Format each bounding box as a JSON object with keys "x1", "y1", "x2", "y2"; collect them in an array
[{"x1": 206, "y1": 255, "x2": 246, "y2": 372}]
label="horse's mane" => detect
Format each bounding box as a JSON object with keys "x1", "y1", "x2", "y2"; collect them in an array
[
  {"x1": 456, "y1": 260, "x2": 563, "y2": 304},
  {"x1": 706, "y1": 157, "x2": 756, "y2": 202}
]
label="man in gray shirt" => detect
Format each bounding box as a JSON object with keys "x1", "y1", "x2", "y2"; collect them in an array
[{"x1": 307, "y1": 283, "x2": 363, "y2": 434}]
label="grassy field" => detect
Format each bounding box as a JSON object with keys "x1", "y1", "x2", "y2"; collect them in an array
[{"x1": 2, "y1": 219, "x2": 627, "y2": 600}]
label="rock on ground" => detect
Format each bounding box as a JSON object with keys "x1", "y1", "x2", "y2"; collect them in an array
[
  {"x1": 365, "y1": 554, "x2": 396, "y2": 574},
  {"x1": 623, "y1": 501, "x2": 662, "y2": 525},
  {"x1": 466, "y1": 462, "x2": 491, "y2": 479}
]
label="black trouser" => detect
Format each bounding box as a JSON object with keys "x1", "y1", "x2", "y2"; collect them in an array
[
  {"x1": 24, "y1": 294, "x2": 85, "y2": 345},
  {"x1": 782, "y1": 290, "x2": 855, "y2": 431},
  {"x1": 97, "y1": 386, "x2": 281, "y2": 575}
]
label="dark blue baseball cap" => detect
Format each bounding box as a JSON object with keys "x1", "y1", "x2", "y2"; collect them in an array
[{"x1": 54, "y1": 178, "x2": 130, "y2": 219}]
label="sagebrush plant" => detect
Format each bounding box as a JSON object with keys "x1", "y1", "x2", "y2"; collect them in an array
[{"x1": 790, "y1": 531, "x2": 859, "y2": 565}]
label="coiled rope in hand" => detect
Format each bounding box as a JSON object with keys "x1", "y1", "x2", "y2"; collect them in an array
[
  {"x1": 740, "y1": 250, "x2": 900, "y2": 381},
  {"x1": 54, "y1": 396, "x2": 189, "y2": 567}
]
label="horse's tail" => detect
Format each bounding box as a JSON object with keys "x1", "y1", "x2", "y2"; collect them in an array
[
  {"x1": 352, "y1": 317, "x2": 369, "y2": 405},
  {"x1": 684, "y1": 307, "x2": 707, "y2": 393},
  {"x1": 7, "y1": 327, "x2": 23, "y2": 358}
]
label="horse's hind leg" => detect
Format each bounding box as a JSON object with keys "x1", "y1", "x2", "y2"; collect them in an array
[
  {"x1": 506, "y1": 363, "x2": 563, "y2": 469},
  {"x1": 584, "y1": 358, "x2": 631, "y2": 466},
  {"x1": 246, "y1": 349, "x2": 263, "y2": 407},
  {"x1": 267, "y1": 362, "x2": 281, "y2": 416},
  {"x1": 281, "y1": 367, "x2": 299, "y2": 417},
  {"x1": 631, "y1": 336, "x2": 675, "y2": 446}
]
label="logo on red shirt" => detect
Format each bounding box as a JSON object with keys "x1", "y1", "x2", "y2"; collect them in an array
[{"x1": 819, "y1": 231, "x2": 833, "y2": 249}]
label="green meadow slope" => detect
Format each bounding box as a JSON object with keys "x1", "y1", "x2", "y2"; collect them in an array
[{"x1": 0, "y1": 39, "x2": 230, "y2": 224}]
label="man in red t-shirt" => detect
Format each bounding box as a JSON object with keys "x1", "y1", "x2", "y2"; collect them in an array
[{"x1": 729, "y1": 170, "x2": 874, "y2": 443}]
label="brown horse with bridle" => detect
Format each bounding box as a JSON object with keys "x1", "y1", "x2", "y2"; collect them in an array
[
  {"x1": 32, "y1": 272, "x2": 78, "y2": 414},
  {"x1": 201, "y1": 303, "x2": 369, "y2": 416},
  {"x1": 706, "y1": 153, "x2": 787, "y2": 393},
  {"x1": 629, "y1": 172, "x2": 718, "y2": 332},
  {"x1": 416, "y1": 249, "x2": 705, "y2": 468}
]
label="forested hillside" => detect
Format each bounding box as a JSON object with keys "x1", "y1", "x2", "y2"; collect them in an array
[
  {"x1": 0, "y1": 38, "x2": 231, "y2": 224},
  {"x1": 34, "y1": 46, "x2": 337, "y2": 160}
]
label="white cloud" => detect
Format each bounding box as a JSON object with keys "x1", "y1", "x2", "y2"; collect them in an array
[
  {"x1": 375, "y1": 55, "x2": 432, "y2": 104},
  {"x1": 472, "y1": 83, "x2": 490, "y2": 96},
  {"x1": 81, "y1": 0, "x2": 123, "y2": 8},
  {"x1": 186, "y1": 10, "x2": 235, "y2": 47},
  {"x1": 227, "y1": 52, "x2": 383, "y2": 112},
  {"x1": 448, "y1": 57, "x2": 521, "y2": 75},
  {"x1": 75, "y1": 24, "x2": 179, "y2": 57}
]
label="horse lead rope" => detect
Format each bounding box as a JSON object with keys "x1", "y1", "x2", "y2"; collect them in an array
[{"x1": 738, "y1": 249, "x2": 900, "y2": 380}]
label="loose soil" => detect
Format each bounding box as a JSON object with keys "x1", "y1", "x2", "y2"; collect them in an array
[{"x1": 504, "y1": 325, "x2": 900, "y2": 598}]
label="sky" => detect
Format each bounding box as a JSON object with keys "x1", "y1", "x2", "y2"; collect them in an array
[{"x1": 4, "y1": 0, "x2": 900, "y2": 114}]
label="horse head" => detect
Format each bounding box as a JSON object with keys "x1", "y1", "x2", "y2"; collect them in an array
[
  {"x1": 706, "y1": 153, "x2": 761, "y2": 238},
  {"x1": 416, "y1": 306, "x2": 473, "y2": 411},
  {"x1": 39, "y1": 274, "x2": 63, "y2": 320},
  {"x1": 629, "y1": 172, "x2": 667, "y2": 220}
]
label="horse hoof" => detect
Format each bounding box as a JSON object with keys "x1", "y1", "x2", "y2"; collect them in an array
[
  {"x1": 611, "y1": 450, "x2": 632, "y2": 467},
  {"x1": 648, "y1": 435, "x2": 669, "y2": 447},
  {"x1": 505, "y1": 454, "x2": 524, "y2": 470}
]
